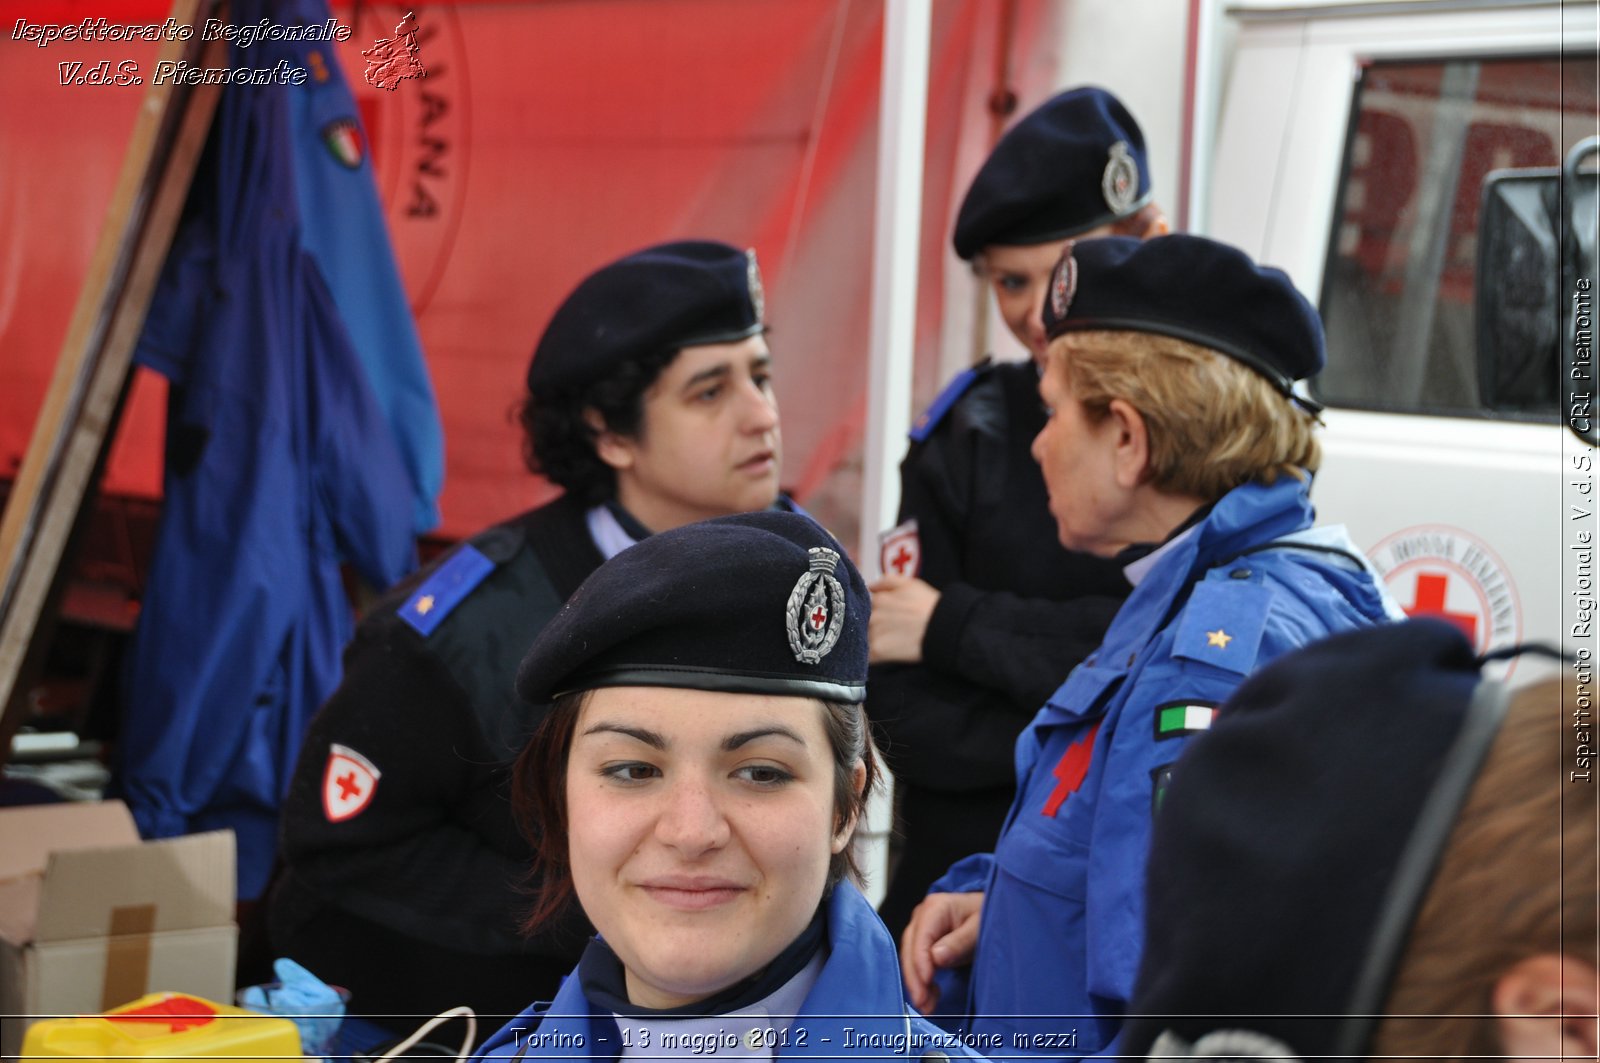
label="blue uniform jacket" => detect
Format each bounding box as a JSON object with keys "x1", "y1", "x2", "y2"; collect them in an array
[
  {"x1": 475, "y1": 884, "x2": 990, "y2": 1063},
  {"x1": 928, "y1": 476, "x2": 1397, "y2": 1058},
  {"x1": 120, "y1": 12, "x2": 419, "y2": 899}
]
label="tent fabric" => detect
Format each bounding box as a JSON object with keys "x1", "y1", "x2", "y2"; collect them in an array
[
  {"x1": 2, "y1": 0, "x2": 1068, "y2": 896},
  {"x1": 3, "y1": 0, "x2": 1059, "y2": 551},
  {"x1": 117, "y1": 2, "x2": 421, "y2": 898},
  {"x1": 346, "y1": 0, "x2": 892, "y2": 540}
]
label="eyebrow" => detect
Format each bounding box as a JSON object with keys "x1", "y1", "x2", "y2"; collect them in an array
[
  {"x1": 581, "y1": 723, "x2": 667, "y2": 748},
  {"x1": 577, "y1": 722, "x2": 808, "y2": 751},
  {"x1": 680, "y1": 363, "x2": 731, "y2": 392},
  {"x1": 723, "y1": 726, "x2": 806, "y2": 751},
  {"x1": 680, "y1": 353, "x2": 772, "y2": 394}
]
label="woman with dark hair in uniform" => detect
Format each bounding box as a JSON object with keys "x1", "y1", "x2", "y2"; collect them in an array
[
  {"x1": 266, "y1": 241, "x2": 792, "y2": 1032},
  {"x1": 471, "y1": 512, "x2": 989, "y2": 1063}
]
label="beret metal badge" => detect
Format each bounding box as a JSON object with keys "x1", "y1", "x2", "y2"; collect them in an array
[
  {"x1": 1050, "y1": 248, "x2": 1078, "y2": 322},
  {"x1": 746, "y1": 248, "x2": 766, "y2": 324},
  {"x1": 1101, "y1": 140, "x2": 1139, "y2": 215},
  {"x1": 786, "y1": 547, "x2": 846, "y2": 665},
  {"x1": 1147, "y1": 1028, "x2": 1301, "y2": 1063}
]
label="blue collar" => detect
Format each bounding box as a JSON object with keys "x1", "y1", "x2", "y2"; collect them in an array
[
  {"x1": 479, "y1": 885, "x2": 916, "y2": 1061},
  {"x1": 1040, "y1": 477, "x2": 1316, "y2": 721}
]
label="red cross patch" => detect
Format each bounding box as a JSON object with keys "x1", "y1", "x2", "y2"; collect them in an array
[
  {"x1": 878, "y1": 519, "x2": 922, "y2": 579},
  {"x1": 323, "y1": 744, "x2": 382, "y2": 823}
]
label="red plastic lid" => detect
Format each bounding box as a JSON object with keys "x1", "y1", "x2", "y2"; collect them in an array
[{"x1": 105, "y1": 996, "x2": 217, "y2": 1033}]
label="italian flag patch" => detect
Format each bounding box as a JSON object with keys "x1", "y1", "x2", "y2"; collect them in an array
[
  {"x1": 1154, "y1": 700, "x2": 1218, "y2": 741},
  {"x1": 322, "y1": 118, "x2": 365, "y2": 170}
]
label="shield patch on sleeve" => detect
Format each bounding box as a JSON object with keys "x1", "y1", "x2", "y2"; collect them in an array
[
  {"x1": 323, "y1": 744, "x2": 382, "y2": 823},
  {"x1": 878, "y1": 519, "x2": 922, "y2": 579}
]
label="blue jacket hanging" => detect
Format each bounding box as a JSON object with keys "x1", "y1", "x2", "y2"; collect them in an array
[
  {"x1": 278, "y1": 0, "x2": 444, "y2": 533},
  {"x1": 120, "y1": 10, "x2": 420, "y2": 900}
]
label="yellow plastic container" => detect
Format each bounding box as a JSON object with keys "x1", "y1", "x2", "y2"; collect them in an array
[{"x1": 20, "y1": 991, "x2": 302, "y2": 1062}]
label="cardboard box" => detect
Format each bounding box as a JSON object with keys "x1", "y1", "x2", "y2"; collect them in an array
[{"x1": 0, "y1": 801, "x2": 237, "y2": 1057}]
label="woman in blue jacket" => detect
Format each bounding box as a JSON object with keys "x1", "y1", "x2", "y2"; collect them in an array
[
  {"x1": 899, "y1": 235, "x2": 1401, "y2": 1058},
  {"x1": 473, "y1": 511, "x2": 990, "y2": 1063}
]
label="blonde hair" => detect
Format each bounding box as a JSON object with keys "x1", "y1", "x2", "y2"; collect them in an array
[
  {"x1": 1106, "y1": 203, "x2": 1168, "y2": 240},
  {"x1": 1050, "y1": 329, "x2": 1320, "y2": 499},
  {"x1": 1373, "y1": 676, "x2": 1598, "y2": 1060}
]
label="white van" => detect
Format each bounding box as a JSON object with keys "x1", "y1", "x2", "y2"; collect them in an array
[{"x1": 1209, "y1": 0, "x2": 1596, "y2": 659}]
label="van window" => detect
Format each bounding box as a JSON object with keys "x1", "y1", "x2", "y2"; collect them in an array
[{"x1": 1315, "y1": 55, "x2": 1598, "y2": 418}]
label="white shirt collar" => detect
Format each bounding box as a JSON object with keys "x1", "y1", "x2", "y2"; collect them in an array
[
  {"x1": 587, "y1": 504, "x2": 643, "y2": 560},
  {"x1": 1122, "y1": 522, "x2": 1203, "y2": 587}
]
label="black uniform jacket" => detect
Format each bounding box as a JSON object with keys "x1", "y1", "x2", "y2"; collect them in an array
[
  {"x1": 268, "y1": 494, "x2": 601, "y2": 1017},
  {"x1": 868, "y1": 359, "x2": 1131, "y2": 790}
]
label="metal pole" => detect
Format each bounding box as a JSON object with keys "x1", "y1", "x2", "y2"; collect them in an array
[
  {"x1": 859, "y1": 0, "x2": 931, "y2": 570},
  {"x1": 855, "y1": 0, "x2": 931, "y2": 908}
]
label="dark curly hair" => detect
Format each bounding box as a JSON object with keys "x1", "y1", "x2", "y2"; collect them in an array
[{"x1": 518, "y1": 344, "x2": 683, "y2": 506}]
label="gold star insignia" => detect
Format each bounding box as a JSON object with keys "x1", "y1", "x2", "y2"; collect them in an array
[
  {"x1": 1206, "y1": 628, "x2": 1233, "y2": 649},
  {"x1": 415, "y1": 594, "x2": 435, "y2": 616}
]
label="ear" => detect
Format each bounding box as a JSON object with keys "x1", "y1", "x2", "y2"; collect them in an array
[
  {"x1": 1145, "y1": 211, "x2": 1172, "y2": 238},
  {"x1": 831, "y1": 760, "x2": 869, "y2": 854},
  {"x1": 1104, "y1": 398, "x2": 1151, "y2": 488},
  {"x1": 585, "y1": 407, "x2": 635, "y2": 472},
  {"x1": 1493, "y1": 953, "x2": 1599, "y2": 1063}
]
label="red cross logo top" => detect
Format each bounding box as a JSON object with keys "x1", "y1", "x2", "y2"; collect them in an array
[
  {"x1": 811, "y1": 604, "x2": 828, "y2": 631},
  {"x1": 1042, "y1": 720, "x2": 1102, "y2": 817},
  {"x1": 1403, "y1": 572, "x2": 1478, "y2": 643},
  {"x1": 323, "y1": 744, "x2": 382, "y2": 823}
]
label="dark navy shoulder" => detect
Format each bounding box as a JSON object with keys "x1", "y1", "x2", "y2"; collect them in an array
[
  {"x1": 392, "y1": 518, "x2": 530, "y2": 638},
  {"x1": 908, "y1": 358, "x2": 1002, "y2": 443}
]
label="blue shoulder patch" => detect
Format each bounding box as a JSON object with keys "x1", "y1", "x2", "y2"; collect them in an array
[
  {"x1": 1169, "y1": 574, "x2": 1273, "y2": 676},
  {"x1": 399, "y1": 545, "x2": 496, "y2": 637},
  {"x1": 909, "y1": 364, "x2": 983, "y2": 442}
]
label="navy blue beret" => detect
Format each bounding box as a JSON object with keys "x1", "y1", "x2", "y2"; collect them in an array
[
  {"x1": 1124, "y1": 619, "x2": 1509, "y2": 1062},
  {"x1": 1042, "y1": 234, "x2": 1326, "y2": 395},
  {"x1": 952, "y1": 86, "x2": 1152, "y2": 260},
  {"x1": 516, "y1": 511, "x2": 867, "y2": 705},
  {"x1": 526, "y1": 240, "x2": 766, "y2": 396}
]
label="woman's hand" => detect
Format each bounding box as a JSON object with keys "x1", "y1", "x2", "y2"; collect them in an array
[
  {"x1": 868, "y1": 576, "x2": 940, "y2": 664},
  {"x1": 899, "y1": 890, "x2": 984, "y2": 1013}
]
